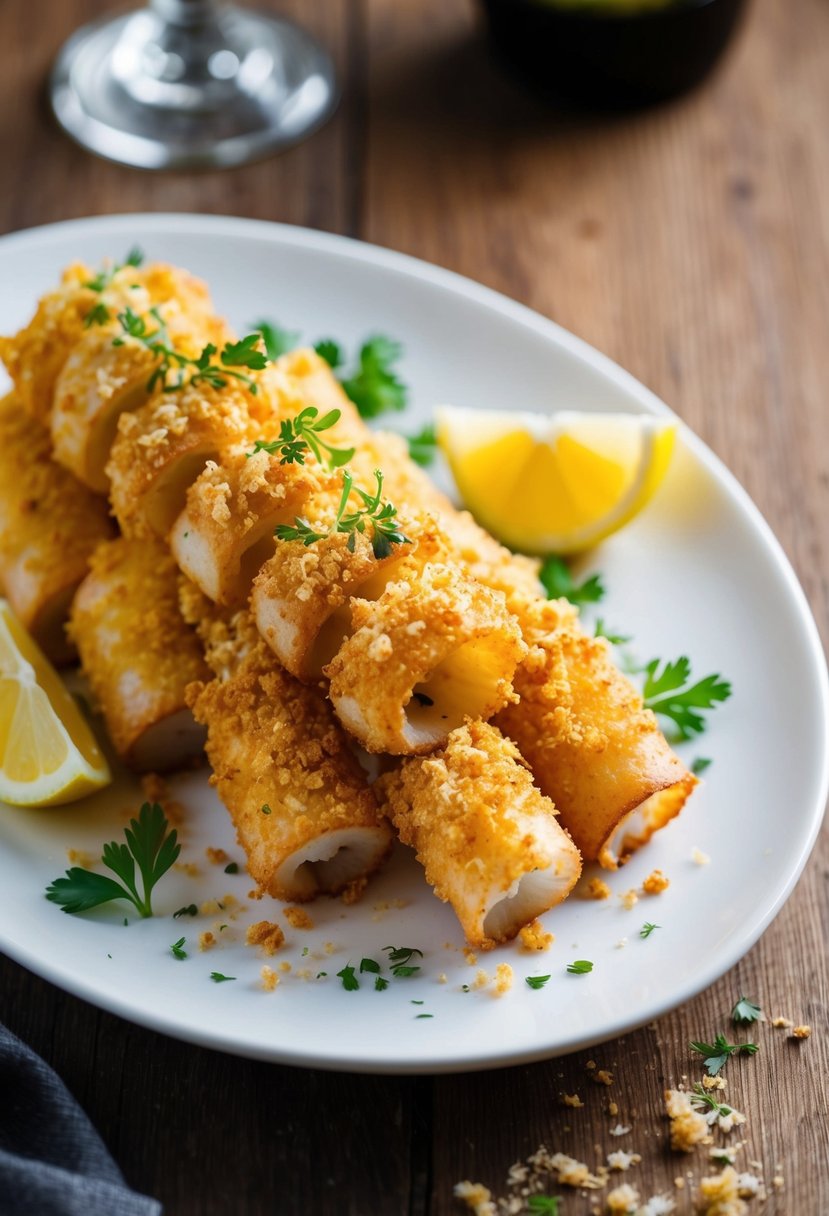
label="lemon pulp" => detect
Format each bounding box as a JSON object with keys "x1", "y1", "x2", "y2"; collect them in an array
[
  {"x1": 437, "y1": 407, "x2": 676, "y2": 554},
  {"x1": 0, "y1": 601, "x2": 110, "y2": 806}
]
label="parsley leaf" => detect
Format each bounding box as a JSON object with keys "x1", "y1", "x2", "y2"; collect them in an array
[
  {"x1": 375, "y1": 976, "x2": 389, "y2": 991},
  {"x1": 640, "y1": 922, "x2": 660, "y2": 938},
  {"x1": 84, "y1": 301, "x2": 111, "y2": 329},
  {"x1": 689, "y1": 1082, "x2": 739, "y2": 1119},
  {"x1": 643, "y1": 657, "x2": 731, "y2": 739},
  {"x1": 539, "y1": 555, "x2": 605, "y2": 607},
  {"x1": 691, "y1": 756, "x2": 712, "y2": 775},
  {"x1": 251, "y1": 320, "x2": 300, "y2": 361},
  {"x1": 224, "y1": 862, "x2": 238, "y2": 874},
  {"x1": 383, "y1": 946, "x2": 423, "y2": 967},
  {"x1": 46, "y1": 802, "x2": 179, "y2": 919},
  {"x1": 690, "y1": 1034, "x2": 758, "y2": 1076},
  {"x1": 528, "y1": 1198, "x2": 561, "y2": 1215},
  {"x1": 210, "y1": 972, "x2": 236, "y2": 983},
  {"x1": 249, "y1": 406, "x2": 354, "y2": 470},
  {"x1": 173, "y1": 904, "x2": 197, "y2": 919},
  {"x1": 340, "y1": 336, "x2": 407, "y2": 419},
  {"x1": 276, "y1": 469, "x2": 410, "y2": 561},
  {"x1": 566, "y1": 960, "x2": 593, "y2": 975},
  {"x1": 525, "y1": 975, "x2": 551, "y2": 990},
  {"x1": 337, "y1": 964, "x2": 360, "y2": 991},
  {"x1": 594, "y1": 618, "x2": 632, "y2": 646},
  {"x1": 314, "y1": 339, "x2": 343, "y2": 369},
  {"x1": 83, "y1": 246, "x2": 144, "y2": 294},
  {"x1": 415, "y1": 1013, "x2": 433, "y2": 1019},
  {"x1": 170, "y1": 937, "x2": 187, "y2": 960},
  {"x1": 407, "y1": 423, "x2": 438, "y2": 467},
  {"x1": 360, "y1": 957, "x2": 381, "y2": 974},
  {"x1": 731, "y1": 996, "x2": 762, "y2": 1025}
]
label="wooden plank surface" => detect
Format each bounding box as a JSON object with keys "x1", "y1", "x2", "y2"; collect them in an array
[{"x1": 0, "y1": 0, "x2": 827, "y2": 1212}]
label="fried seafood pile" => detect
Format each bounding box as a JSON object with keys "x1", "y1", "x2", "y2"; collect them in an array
[{"x1": 0, "y1": 258, "x2": 695, "y2": 946}]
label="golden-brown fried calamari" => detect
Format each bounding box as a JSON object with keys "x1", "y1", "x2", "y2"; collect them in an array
[
  {"x1": 70, "y1": 536, "x2": 210, "y2": 770},
  {"x1": 377, "y1": 720, "x2": 582, "y2": 947},
  {"x1": 0, "y1": 394, "x2": 114, "y2": 664}
]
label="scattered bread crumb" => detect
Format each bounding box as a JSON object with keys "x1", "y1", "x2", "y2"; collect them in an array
[
  {"x1": 792, "y1": 1025, "x2": 811, "y2": 1039},
  {"x1": 610, "y1": 1124, "x2": 631, "y2": 1137},
  {"x1": 621, "y1": 889, "x2": 639, "y2": 910},
  {"x1": 438, "y1": 972, "x2": 448, "y2": 984},
  {"x1": 587, "y1": 877, "x2": 612, "y2": 900},
  {"x1": 284, "y1": 906, "x2": 314, "y2": 929},
  {"x1": 702, "y1": 1076, "x2": 726, "y2": 1091},
  {"x1": 453, "y1": 1181, "x2": 496, "y2": 1216},
  {"x1": 260, "y1": 966, "x2": 278, "y2": 992},
  {"x1": 562, "y1": 1093, "x2": 584, "y2": 1108},
  {"x1": 608, "y1": 1101, "x2": 619, "y2": 1117},
  {"x1": 593, "y1": 1070, "x2": 614, "y2": 1087},
  {"x1": 518, "y1": 920, "x2": 554, "y2": 951},
  {"x1": 697, "y1": 1165, "x2": 748, "y2": 1215},
  {"x1": 606, "y1": 1182, "x2": 640, "y2": 1213},
  {"x1": 198, "y1": 931, "x2": 215, "y2": 951},
  {"x1": 607, "y1": 1150, "x2": 641, "y2": 1171},
  {"x1": 615, "y1": 938, "x2": 629, "y2": 949},
  {"x1": 175, "y1": 862, "x2": 201, "y2": 878},
  {"x1": 691, "y1": 847, "x2": 711, "y2": 866},
  {"x1": 642, "y1": 869, "x2": 669, "y2": 895},
  {"x1": 472, "y1": 969, "x2": 490, "y2": 990},
  {"x1": 341, "y1": 876, "x2": 368, "y2": 905},
  {"x1": 66, "y1": 849, "x2": 96, "y2": 868},
  {"x1": 206, "y1": 847, "x2": 228, "y2": 865},
  {"x1": 245, "y1": 920, "x2": 285, "y2": 956},
  {"x1": 464, "y1": 949, "x2": 478, "y2": 966},
  {"x1": 771, "y1": 1016, "x2": 793, "y2": 1029},
  {"x1": 278, "y1": 960, "x2": 291, "y2": 973},
  {"x1": 664, "y1": 1089, "x2": 710, "y2": 1152},
  {"x1": 494, "y1": 963, "x2": 513, "y2": 996}
]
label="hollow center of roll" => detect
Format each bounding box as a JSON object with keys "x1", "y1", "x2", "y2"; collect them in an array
[
  {"x1": 277, "y1": 826, "x2": 388, "y2": 899},
  {"x1": 482, "y1": 868, "x2": 564, "y2": 942},
  {"x1": 307, "y1": 558, "x2": 410, "y2": 676},
  {"x1": 403, "y1": 637, "x2": 507, "y2": 748},
  {"x1": 144, "y1": 448, "x2": 219, "y2": 537}
]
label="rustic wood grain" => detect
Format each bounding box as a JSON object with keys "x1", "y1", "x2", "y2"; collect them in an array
[{"x1": 0, "y1": 0, "x2": 827, "y2": 1212}]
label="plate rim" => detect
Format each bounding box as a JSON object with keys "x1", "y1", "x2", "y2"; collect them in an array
[{"x1": 0, "y1": 212, "x2": 826, "y2": 1074}]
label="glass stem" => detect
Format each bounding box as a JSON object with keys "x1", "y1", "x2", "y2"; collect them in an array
[{"x1": 149, "y1": 0, "x2": 225, "y2": 27}]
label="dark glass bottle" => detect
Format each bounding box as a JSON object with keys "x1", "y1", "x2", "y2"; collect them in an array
[{"x1": 479, "y1": 0, "x2": 749, "y2": 108}]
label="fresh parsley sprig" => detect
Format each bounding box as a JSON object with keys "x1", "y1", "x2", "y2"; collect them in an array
[
  {"x1": 731, "y1": 996, "x2": 762, "y2": 1025},
  {"x1": 384, "y1": 945, "x2": 423, "y2": 977},
  {"x1": 248, "y1": 406, "x2": 355, "y2": 470},
  {"x1": 114, "y1": 307, "x2": 267, "y2": 395},
  {"x1": 525, "y1": 975, "x2": 551, "y2": 990},
  {"x1": 83, "y1": 247, "x2": 144, "y2": 294},
  {"x1": 45, "y1": 802, "x2": 179, "y2": 919},
  {"x1": 275, "y1": 469, "x2": 411, "y2": 561},
  {"x1": 643, "y1": 656, "x2": 731, "y2": 740},
  {"x1": 252, "y1": 320, "x2": 301, "y2": 361},
  {"x1": 566, "y1": 959, "x2": 593, "y2": 975},
  {"x1": 640, "y1": 922, "x2": 660, "y2": 939},
  {"x1": 689, "y1": 1082, "x2": 739, "y2": 1120},
  {"x1": 406, "y1": 423, "x2": 438, "y2": 467},
  {"x1": 690, "y1": 1034, "x2": 758, "y2": 1076},
  {"x1": 540, "y1": 555, "x2": 605, "y2": 607}
]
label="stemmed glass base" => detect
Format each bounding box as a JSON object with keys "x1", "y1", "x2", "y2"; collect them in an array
[{"x1": 50, "y1": 2, "x2": 338, "y2": 170}]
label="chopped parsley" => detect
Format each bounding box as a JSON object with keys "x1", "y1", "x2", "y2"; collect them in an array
[
  {"x1": 83, "y1": 246, "x2": 144, "y2": 294},
  {"x1": 209, "y1": 972, "x2": 236, "y2": 983},
  {"x1": 45, "y1": 802, "x2": 179, "y2": 919},
  {"x1": 689, "y1": 1082, "x2": 739, "y2": 1119},
  {"x1": 528, "y1": 1198, "x2": 561, "y2": 1215},
  {"x1": 566, "y1": 960, "x2": 593, "y2": 975},
  {"x1": 406, "y1": 423, "x2": 438, "y2": 467},
  {"x1": 359, "y1": 957, "x2": 381, "y2": 974},
  {"x1": 248, "y1": 406, "x2": 354, "y2": 470},
  {"x1": 336, "y1": 964, "x2": 360, "y2": 991},
  {"x1": 691, "y1": 756, "x2": 713, "y2": 775},
  {"x1": 170, "y1": 937, "x2": 187, "y2": 960},
  {"x1": 113, "y1": 307, "x2": 266, "y2": 394},
  {"x1": 375, "y1": 976, "x2": 389, "y2": 991},
  {"x1": 261, "y1": 804, "x2": 272, "y2": 815},
  {"x1": 643, "y1": 656, "x2": 731, "y2": 739},
  {"x1": 594, "y1": 618, "x2": 632, "y2": 646},
  {"x1": 251, "y1": 320, "x2": 300, "y2": 360},
  {"x1": 314, "y1": 339, "x2": 342, "y2": 368},
  {"x1": 224, "y1": 862, "x2": 238, "y2": 874},
  {"x1": 415, "y1": 1013, "x2": 433, "y2": 1019},
  {"x1": 384, "y1": 945, "x2": 423, "y2": 978},
  {"x1": 731, "y1": 996, "x2": 762, "y2": 1025},
  {"x1": 525, "y1": 975, "x2": 551, "y2": 990},
  {"x1": 540, "y1": 555, "x2": 605, "y2": 607},
  {"x1": 640, "y1": 922, "x2": 660, "y2": 939},
  {"x1": 173, "y1": 904, "x2": 198, "y2": 919},
  {"x1": 690, "y1": 1034, "x2": 758, "y2": 1076},
  {"x1": 276, "y1": 468, "x2": 410, "y2": 560}
]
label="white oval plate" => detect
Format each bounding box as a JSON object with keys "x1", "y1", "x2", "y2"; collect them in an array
[{"x1": 0, "y1": 214, "x2": 826, "y2": 1075}]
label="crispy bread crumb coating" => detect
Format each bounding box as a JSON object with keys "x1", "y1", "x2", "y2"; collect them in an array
[
  {"x1": 251, "y1": 513, "x2": 445, "y2": 680},
  {"x1": 170, "y1": 446, "x2": 341, "y2": 606},
  {"x1": 51, "y1": 303, "x2": 230, "y2": 493},
  {"x1": 70, "y1": 536, "x2": 210, "y2": 770},
  {"x1": 107, "y1": 381, "x2": 258, "y2": 538},
  {"x1": 496, "y1": 618, "x2": 696, "y2": 866},
  {"x1": 326, "y1": 562, "x2": 526, "y2": 754},
  {"x1": 266, "y1": 348, "x2": 373, "y2": 451},
  {"x1": 187, "y1": 634, "x2": 392, "y2": 901},
  {"x1": 376, "y1": 721, "x2": 582, "y2": 947},
  {"x1": 0, "y1": 394, "x2": 114, "y2": 663}
]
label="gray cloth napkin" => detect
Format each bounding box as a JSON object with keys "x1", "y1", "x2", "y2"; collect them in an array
[{"x1": 0, "y1": 1023, "x2": 161, "y2": 1216}]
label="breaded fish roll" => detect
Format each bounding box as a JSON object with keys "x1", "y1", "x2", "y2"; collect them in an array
[
  {"x1": 69, "y1": 536, "x2": 210, "y2": 771},
  {"x1": 496, "y1": 605, "x2": 696, "y2": 867},
  {"x1": 0, "y1": 394, "x2": 114, "y2": 664},
  {"x1": 326, "y1": 563, "x2": 526, "y2": 754},
  {"x1": 169, "y1": 448, "x2": 338, "y2": 606},
  {"x1": 51, "y1": 305, "x2": 229, "y2": 493},
  {"x1": 265, "y1": 348, "x2": 373, "y2": 453},
  {"x1": 251, "y1": 516, "x2": 443, "y2": 681},
  {"x1": 187, "y1": 631, "x2": 392, "y2": 902},
  {"x1": 107, "y1": 382, "x2": 256, "y2": 538},
  {"x1": 377, "y1": 721, "x2": 582, "y2": 947}
]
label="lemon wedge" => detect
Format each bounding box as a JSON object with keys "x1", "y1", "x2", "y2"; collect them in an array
[
  {"x1": 0, "y1": 600, "x2": 110, "y2": 806},
  {"x1": 436, "y1": 407, "x2": 676, "y2": 554}
]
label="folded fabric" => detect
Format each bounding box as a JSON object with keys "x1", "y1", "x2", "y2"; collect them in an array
[{"x1": 0, "y1": 1022, "x2": 161, "y2": 1216}]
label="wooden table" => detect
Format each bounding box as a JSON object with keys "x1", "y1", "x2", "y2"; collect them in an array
[{"x1": 1, "y1": 1, "x2": 827, "y2": 1212}]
